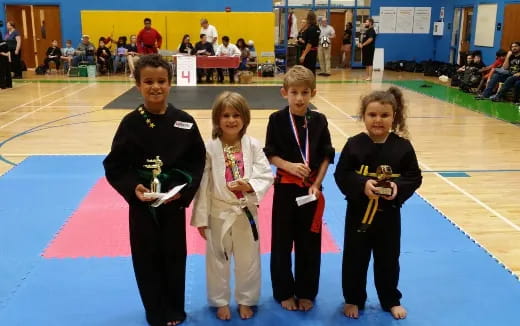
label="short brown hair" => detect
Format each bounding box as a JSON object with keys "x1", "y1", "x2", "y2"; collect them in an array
[
  {"x1": 359, "y1": 86, "x2": 408, "y2": 138},
  {"x1": 134, "y1": 54, "x2": 173, "y2": 84},
  {"x1": 211, "y1": 91, "x2": 251, "y2": 139},
  {"x1": 283, "y1": 65, "x2": 316, "y2": 91}
]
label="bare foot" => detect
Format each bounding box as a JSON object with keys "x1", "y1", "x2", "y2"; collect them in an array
[
  {"x1": 166, "y1": 321, "x2": 183, "y2": 326},
  {"x1": 364, "y1": 77, "x2": 372, "y2": 81},
  {"x1": 343, "y1": 304, "x2": 359, "y2": 319},
  {"x1": 217, "y1": 305, "x2": 231, "y2": 320},
  {"x1": 298, "y1": 298, "x2": 313, "y2": 311},
  {"x1": 281, "y1": 297, "x2": 298, "y2": 311},
  {"x1": 238, "y1": 304, "x2": 254, "y2": 319},
  {"x1": 390, "y1": 305, "x2": 407, "y2": 319}
]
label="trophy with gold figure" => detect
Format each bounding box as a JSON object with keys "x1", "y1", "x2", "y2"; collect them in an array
[
  {"x1": 223, "y1": 144, "x2": 258, "y2": 242},
  {"x1": 143, "y1": 156, "x2": 163, "y2": 197},
  {"x1": 374, "y1": 165, "x2": 394, "y2": 196},
  {"x1": 357, "y1": 165, "x2": 397, "y2": 232}
]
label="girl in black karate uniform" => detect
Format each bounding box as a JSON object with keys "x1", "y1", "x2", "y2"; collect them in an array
[{"x1": 334, "y1": 87, "x2": 422, "y2": 320}]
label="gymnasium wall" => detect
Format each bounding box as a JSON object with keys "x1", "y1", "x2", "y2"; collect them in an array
[
  {"x1": 0, "y1": 1, "x2": 272, "y2": 53},
  {"x1": 80, "y1": 11, "x2": 275, "y2": 63},
  {"x1": 369, "y1": 0, "x2": 448, "y2": 63}
]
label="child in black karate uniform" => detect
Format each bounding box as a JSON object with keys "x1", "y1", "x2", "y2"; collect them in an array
[
  {"x1": 264, "y1": 65, "x2": 335, "y2": 312},
  {"x1": 334, "y1": 87, "x2": 422, "y2": 320},
  {"x1": 103, "y1": 54, "x2": 206, "y2": 326}
]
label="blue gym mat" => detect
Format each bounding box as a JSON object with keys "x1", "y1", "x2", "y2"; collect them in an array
[{"x1": 0, "y1": 155, "x2": 519, "y2": 325}]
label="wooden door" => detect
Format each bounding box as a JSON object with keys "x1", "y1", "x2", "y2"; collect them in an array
[
  {"x1": 459, "y1": 7, "x2": 473, "y2": 64},
  {"x1": 501, "y1": 4, "x2": 520, "y2": 52},
  {"x1": 32, "y1": 6, "x2": 62, "y2": 67},
  {"x1": 329, "y1": 11, "x2": 345, "y2": 68},
  {"x1": 5, "y1": 5, "x2": 36, "y2": 68}
]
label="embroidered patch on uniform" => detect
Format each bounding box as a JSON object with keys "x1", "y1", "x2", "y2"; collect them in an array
[{"x1": 174, "y1": 121, "x2": 193, "y2": 129}]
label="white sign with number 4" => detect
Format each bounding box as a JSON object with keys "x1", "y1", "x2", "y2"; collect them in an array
[{"x1": 176, "y1": 55, "x2": 197, "y2": 86}]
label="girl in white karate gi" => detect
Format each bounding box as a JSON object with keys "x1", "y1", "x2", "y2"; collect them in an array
[{"x1": 192, "y1": 91, "x2": 273, "y2": 320}]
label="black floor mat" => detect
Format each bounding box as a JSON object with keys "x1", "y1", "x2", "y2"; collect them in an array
[{"x1": 103, "y1": 85, "x2": 316, "y2": 110}]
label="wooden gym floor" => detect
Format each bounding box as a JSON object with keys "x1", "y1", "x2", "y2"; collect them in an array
[{"x1": 0, "y1": 68, "x2": 519, "y2": 278}]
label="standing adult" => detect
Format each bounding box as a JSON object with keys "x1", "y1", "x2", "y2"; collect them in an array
[
  {"x1": 4, "y1": 21, "x2": 22, "y2": 79},
  {"x1": 296, "y1": 18, "x2": 307, "y2": 60},
  {"x1": 299, "y1": 11, "x2": 320, "y2": 75},
  {"x1": 0, "y1": 33, "x2": 13, "y2": 89},
  {"x1": 359, "y1": 18, "x2": 376, "y2": 81},
  {"x1": 137, "y1": 18, "x2": 162, "y2": 55},
  {"x1": 317, "y1": 17, "x2": 335, "y2": 77},
  {"x1": 200, "y1": 18, "x2": 218, "y2": 54},
  {"x1": 341, "y1": 22, "x2": 353, "y2": 69}
]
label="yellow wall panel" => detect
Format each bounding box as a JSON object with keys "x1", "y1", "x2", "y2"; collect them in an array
[{"x1": 81, "y1": 11, "x2": 275, "y2": 63}]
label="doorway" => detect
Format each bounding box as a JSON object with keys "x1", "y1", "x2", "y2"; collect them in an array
[
  {"x1": 5, "y1": 5, "x2": 62, "y2": 68},
  {"x1": 450, "y1": 6, "x2": 473, "y2": 65},
  {"x1": 501, "y1": 4, "x2": 520, "y2": 52}
]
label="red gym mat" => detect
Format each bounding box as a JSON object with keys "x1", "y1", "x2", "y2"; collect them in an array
[{"x1": 43, "y1": 178, "x2": 340, "y2": 258}]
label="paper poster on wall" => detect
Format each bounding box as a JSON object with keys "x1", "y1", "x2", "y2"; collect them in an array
[
  {"x1": 379, "y1": 7, "x2": 397, "y2": 34},
  {"x1": 474, "y1": 4, "x2": 497, "y2": 47},
  {"x1": 396, "y1": 7, "x2": 414, "y2": 33},
  {"x1": 413, "y1": 7, "x2": 431, "y2": 34}
]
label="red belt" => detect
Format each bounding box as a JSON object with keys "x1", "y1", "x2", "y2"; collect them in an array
[{"x1": 276, "y1": 169, "x2": 325, "y2": 233}]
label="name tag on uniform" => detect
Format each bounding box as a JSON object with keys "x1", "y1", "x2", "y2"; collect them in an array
[{"x1": 174, "y1": 121, "x2": 193, "y2": 129}]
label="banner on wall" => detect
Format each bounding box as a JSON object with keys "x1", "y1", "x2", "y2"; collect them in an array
[
  {"x1": 379, "y1": 7, "x2": 397, "y2": 34},
  {"x1": 396, "y1": 7, "x2": 414, "y2": 33},
  {"x1": 413, "y1": 7, "x2": 431, "y2": 34}
]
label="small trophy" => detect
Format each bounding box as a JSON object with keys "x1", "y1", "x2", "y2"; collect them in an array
[
  {"x1": 374, "y1": 165, "x2": 394, "y2": 196},
  {"x1": 143, "y1": 156, "x2": 163, "y2": 194}
]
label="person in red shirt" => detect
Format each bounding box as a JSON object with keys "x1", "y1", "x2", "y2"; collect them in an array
[
  {"x1": 476, "y1": 49, "x2": 507, "y2": 94},
  {"x1": 137, "y1": 18, "x2": 162, "y2": 54}
]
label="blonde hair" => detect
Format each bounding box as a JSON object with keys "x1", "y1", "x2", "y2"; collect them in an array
[
  {"x1": 283, "y1": 65, "x2": 316, "y2": 91},
  {"x1": 359, "y1": 86, "x2": 409, "y2": 138},
  {"x1": 211, "y1": 91, "x2": 251, "y2": 139}
]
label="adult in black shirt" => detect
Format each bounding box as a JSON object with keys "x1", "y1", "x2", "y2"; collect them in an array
[
  {"x1": 342, "y1": 22, "x2": 353, "y2": 68},
  {"x1": 0, "y1": 33, "x2": 12, "y2": 89},
  {"x1": 360, "y1": 18, "x2": 376, "y2": 81},
  {"x1": 194, "y1": 34, "x2": 215, "y2": 82},
  {"x1": 178, "y1": 34, "x2": 194, "y2": 55},
  {"x1": 299, "y1": 11, "x2": 320, "y2": 75}
]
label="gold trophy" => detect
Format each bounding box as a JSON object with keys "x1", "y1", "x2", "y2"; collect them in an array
[
  {"x1": 374, "y1": 165, "x2": 394, "y2": 196},
  {"x1": 223, "y1": 144, "x2": 258, "y2": 242},
  {"x1": 143, "y1": 156, "x2": 163, "y2": 194}
]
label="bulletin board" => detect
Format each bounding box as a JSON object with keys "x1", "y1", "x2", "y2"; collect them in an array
[{"x1": 474, "y1": 4, "x2": 497, "y2": 47}]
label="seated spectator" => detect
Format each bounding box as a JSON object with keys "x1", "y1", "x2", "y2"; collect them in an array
[
  {"x1": 179, "y1": 34, "x2": 194, "y2": 55},
  {"x1": 215, "y1": 36, "x2": 241, "y2": 83},
  {"x1": 452, "y1": 54, "x2": 473, "y2": 87},
  {"x1": 459, "y1": 52, "x2": 484, "y2": 93},
  {"x1": 44, "y1": 39, "x2": 62, "y2": 71},
  {"x1": 97, "y1": 38, "x2": 111, "y2": 74},
  {"x1": 236, "y1": 38, "x2": 250, "y2": 70},
  {"x1": 126, "y1": 35, "x2": 139, "y2": 78},
  {"x1": 476, "y1": 41, "x2": 520, "y2": 102},
  {"x1": 476, "y1": 49, "x2": 507, "y2": 94},
  {"x1": 194, "y1": 33, "x2": 214, "y2": 83},
  {"x1": 72, "y1": 35, "x2": 95, "y2": 66},
  {"x1": 113, "y1": 36, "x2": 128, "y2": 73},
  {"x1": 61, "y1": 40, "x2": 75, "y2": 72}
]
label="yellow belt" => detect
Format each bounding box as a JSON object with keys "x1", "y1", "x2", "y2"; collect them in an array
[{"x1": 355, "y1": 165, "x2": 400, "y2": 232}]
